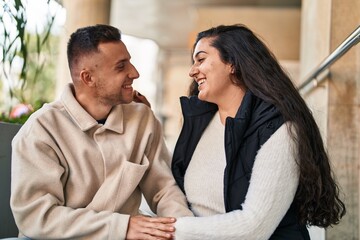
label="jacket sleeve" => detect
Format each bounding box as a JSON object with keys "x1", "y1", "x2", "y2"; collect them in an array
[
  {"x1": 10, "y1": 123, "x2": 129, "y2": 240},
  {"x1": 138, "y1": 110, "x2": 194, "y2": 218},
  {"x1": 174, "y1": 123, "x2": 300, "y2": 240}
]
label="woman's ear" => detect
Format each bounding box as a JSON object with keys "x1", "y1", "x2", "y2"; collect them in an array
[
  {"x1": 226, "y1": 63, "x2": 235, "y2": 74},
  {"x1": 230, "y1": 65, "x2": 235, "y2": 74},
  {"x1": 80, "y1": 69, "x2": 95, "y2": 87}
]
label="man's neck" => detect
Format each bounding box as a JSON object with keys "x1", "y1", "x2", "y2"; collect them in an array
[{"x1": 74, "y1": 90, "x2": 112, "y2": 121}]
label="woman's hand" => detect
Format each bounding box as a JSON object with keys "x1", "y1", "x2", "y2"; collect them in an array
[
  {"x1": 133, "y1": 91, "x2": 151, "y2": 108},
  {"x1": 126, "y1": 215, "x2": 176, "y2": 240}
]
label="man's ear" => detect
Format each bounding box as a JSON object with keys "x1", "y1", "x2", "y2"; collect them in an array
[{"x1": 80, "y1": 69, "x2": 95, "y2": 87}]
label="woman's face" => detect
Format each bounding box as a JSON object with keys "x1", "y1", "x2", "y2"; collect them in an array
[{"x1": 189, "y1": 37, "x2": 234, "y2": 103}]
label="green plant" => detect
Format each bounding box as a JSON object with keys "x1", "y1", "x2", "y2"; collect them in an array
[{"x1": 0, "y1": 0, "x2": 58, "y2": 124}]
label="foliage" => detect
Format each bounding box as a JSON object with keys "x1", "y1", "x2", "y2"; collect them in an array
[
  {"x1": 0, "y1": 99, "x2": 45, "y2": 124},
  {"x1": 0, "y1": 0, "x2": 59, "y2": 123}
]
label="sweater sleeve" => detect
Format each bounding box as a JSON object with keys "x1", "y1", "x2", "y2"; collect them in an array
[
  {"x1": 138, "y1": 109, "x2": 194, "y2": 218},
  {"x1": 10, "y1": 123, "x2": 129, "y2": 239},
  {"x1": 174, "y1": 123, "x2": 300, "y2": 240}
]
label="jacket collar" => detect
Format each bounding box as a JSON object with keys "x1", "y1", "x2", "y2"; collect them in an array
[
  {"x1": 179, "y1": 91, "x2": 254, "y2": 119},
  {"x1": 179, "y1": 91, "x2": 253, "y2": 139},
  {"x1": 61, "y1": 84, "x2": 124, "y2": 133},
  {"x1": 230, "y1": 90, "x2": 281, "y2": 138},
  {"x1": 180, "y1": 90, "x2": 280, "y2": 138},
  {"x1": 179, "y1": 96, "x2": 218, "y2": 117}
]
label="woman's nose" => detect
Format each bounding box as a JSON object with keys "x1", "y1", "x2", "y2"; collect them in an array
[{"x1": 189, "y1": 65, "x2": 198, "y2": 78}]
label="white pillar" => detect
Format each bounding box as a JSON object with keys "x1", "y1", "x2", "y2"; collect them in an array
[{"x1": 55, "y1": 0, "x2": 111, "y2": 97}]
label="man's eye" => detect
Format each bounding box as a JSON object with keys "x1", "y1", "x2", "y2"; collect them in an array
[{"x1": 116, "y1": 65, "x2": 125, "y2": 70}]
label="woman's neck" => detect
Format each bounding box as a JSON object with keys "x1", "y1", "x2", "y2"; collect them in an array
[{"x1": 217, "y1": 88, "x2": 246, "y2": 125}]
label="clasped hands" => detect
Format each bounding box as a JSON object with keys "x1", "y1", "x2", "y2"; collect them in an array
[{"x1": 126, "y1": 215, "x2": 176, "y2": 240}]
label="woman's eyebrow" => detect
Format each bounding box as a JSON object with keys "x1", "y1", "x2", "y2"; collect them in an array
[{"x1": 194, "y1": 50, "x2": 207, "y2": 58}]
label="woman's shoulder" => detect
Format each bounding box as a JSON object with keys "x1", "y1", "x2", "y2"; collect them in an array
[{"x1": 259, "y1": 122, "x2": 297, "y2": 155}]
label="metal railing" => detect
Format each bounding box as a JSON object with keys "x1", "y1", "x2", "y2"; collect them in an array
[{"x1": 298, "y1": 25, "x2": 360, "y2": 93}]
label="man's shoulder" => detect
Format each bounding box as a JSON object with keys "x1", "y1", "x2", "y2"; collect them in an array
[
  {"x1": 121, "y1": 102, "x2": 155, "y2": 117},
  {"x1": 15, "y1": 100, "x2": 66, "y2": 135},
  {"x1": 119, "y1": 102, "x2": 161, "y2": 131},
  {"x1": 28, "y1": 100, "x2": 64, "y2": 121}
]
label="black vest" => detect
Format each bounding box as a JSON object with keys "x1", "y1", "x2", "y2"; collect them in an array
[{"x1": 172, "y1": 91, "x2": 310, "y2": 240}]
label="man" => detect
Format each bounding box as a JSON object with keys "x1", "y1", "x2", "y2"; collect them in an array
[{"x1": 10, "y1": 24, "x2": 192, "y2": 239}]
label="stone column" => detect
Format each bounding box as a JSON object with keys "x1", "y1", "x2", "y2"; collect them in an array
[
  {"x1": 160, "y1": 49, "x2": 192, "y2": 150},
  {"x1": 55, "y1": 0, "x2": 111, "y2": 97},
  {"x1": 300, "y1": 0, "x2": 360, "y2": 239},
  {"x1": 327, "y1": 0, "x2": 360, "y2": 239}
]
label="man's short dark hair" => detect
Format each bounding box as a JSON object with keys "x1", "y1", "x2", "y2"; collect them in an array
[{"x1": 67, "y1": 24, "x2": 121, "y2": 71}]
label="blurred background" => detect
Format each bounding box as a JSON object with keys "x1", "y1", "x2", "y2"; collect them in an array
[{"x1": 1, "y1": 0, "x2": 359, "y2": 239}]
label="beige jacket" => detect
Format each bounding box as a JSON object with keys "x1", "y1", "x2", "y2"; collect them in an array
[{"x1": 11, "y1": 84, "x2": 192, "y2": 239}]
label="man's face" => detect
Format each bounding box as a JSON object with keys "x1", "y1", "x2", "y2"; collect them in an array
[{"x1": 90, "y1": 41, "x2": 139, "y2": 106}]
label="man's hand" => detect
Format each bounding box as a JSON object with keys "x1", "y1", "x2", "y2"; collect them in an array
[
  {"x1": 133, "y1": 91, "x2": 151, "y2": 108},
  {"x1": 126, "y1": 215, "x2": 176, "y2": 240}
]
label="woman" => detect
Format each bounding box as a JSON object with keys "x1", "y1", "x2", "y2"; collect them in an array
[{"x1": 171, "y1": 24, "x2": 345, "y2": 239}]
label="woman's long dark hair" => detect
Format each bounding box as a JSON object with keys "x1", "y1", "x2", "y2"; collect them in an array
[{"x1": 189, "y1": 24, "x2": 345, "y2": 227}]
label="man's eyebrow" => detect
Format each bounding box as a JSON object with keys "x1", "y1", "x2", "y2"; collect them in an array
[{"x1": 115, "y1": 59, "x2": 127, "y2": 66}]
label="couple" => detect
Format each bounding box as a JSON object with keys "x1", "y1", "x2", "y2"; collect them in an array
[{"x1": 11, "y1": 24, "x2": 345, "y2": 239}]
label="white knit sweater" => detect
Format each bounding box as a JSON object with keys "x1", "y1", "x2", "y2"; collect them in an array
[
  {"x1": 175, "y1": 123, "x2": 299, "y2": 240},
  {"x1": 184, "y1": 111, "x2": 226, "y2": 216}
]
